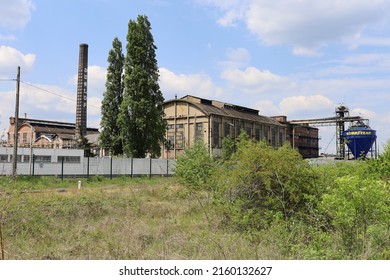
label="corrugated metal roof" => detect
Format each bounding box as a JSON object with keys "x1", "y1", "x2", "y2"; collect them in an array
[
  {"x1": 164, "y1": 97, "x2": 284, "y2": 127},
  {"x1": 16, "y1": 118, "x2": 98, "y2": 135}
]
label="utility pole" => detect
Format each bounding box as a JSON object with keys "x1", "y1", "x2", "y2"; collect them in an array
[{"x1": 12, "y1": 66, "x2": 20, "y2": 177}]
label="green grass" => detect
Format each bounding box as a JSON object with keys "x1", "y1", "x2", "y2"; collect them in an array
[
  {"x1": 0, "y1": 175, "x2": 169, "y2": 191},
  {"x1": 0, "y1": 176, "x2": 262, "y2": 260},
  {"x1": 2, "y1": 175, "x2": 387, "y2": 260}
]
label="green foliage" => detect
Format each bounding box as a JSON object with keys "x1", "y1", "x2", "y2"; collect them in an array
[
  {"x1": 100, "y1": 37, "x2": 125, "y2": 155},
  {"x1": 119, "y1": 15, "x2": 166, "y2": 158},
  {"x1": 320, "y1": 175, "x2": 390, "y2": 258},
  {"x1": 217, "y1": 137, "x2": 317, "y2": 229},
  {"x1": 368, "y1": 140, "x2": 390, "y2": 179},
  {"x1": 221, "y1": 136, "x2": 235, "y2": 161},
  {"x1": 76, "y1": 135, "x2": 93, "y2": 157},
  {"x1": 175, "y1": 140, "x2": 216, "y2": 190},
  {"x1": 173, "y1": 132, "x2": 390, "y2": 259}
]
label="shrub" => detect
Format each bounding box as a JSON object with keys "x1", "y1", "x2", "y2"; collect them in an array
[
  {"x1": 216, "y1": 137, "x2": 318, "y2": 230},
  {"x1": 221, "y1": 136, "x2": 235, "y2": 161},
  {"x1": 320, "y1": 175, "x2": 390, "y2": 258},
  {"x1": 174, "y1": 140, "x2": 216, "y2": 190},
  {"x1": 368, "y1": 140, "x2": 390, "y2": 180}
]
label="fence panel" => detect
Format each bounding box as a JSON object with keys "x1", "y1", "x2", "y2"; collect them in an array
[
  {"x1": 132, "y1": 158, "x2": 151, "y2": 175},
  {"x1": 112, "y1": 158, "x2": 131, "y2": 175},
  {"x1": 168, "y1": 159, "x2": 176, "y2": 175},
  {"x1": 32, "y1": 163, "x2": 62, "y2": 176},
  {"x1": 1, "y1": 157, "x2": 176, "y2": 177},
  {"x1": 151, "y1": 159, "x2": 168, "y2": 176},
  {"x1": 0, "y1": 163, "x2": 12, "y2": 176}
]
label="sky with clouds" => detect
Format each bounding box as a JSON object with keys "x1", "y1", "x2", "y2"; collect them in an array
[{"x1": 1, "y1": 0, "x2": 390, "y2": 154}]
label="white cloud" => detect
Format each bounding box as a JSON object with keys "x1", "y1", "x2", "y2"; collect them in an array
[
  {"x1": 159, "y1": 67, "x2": 223, "y2": 99},
  {"x1": 0, "y1": 0, "x2": 35, "y2": 29},
  {"x1": 0, "y1": 83, "x2": 76, "y2": 133},
  {"x1": 351, "y1": 108, "x2": 377, "y2": 120},
  {"x1": 220, "y1": 66, "x2": 294, "y2": 94},
  {"x1": 254, "y1": 95, "x2": 335, "y2": 118},
  {"x1": 86, "y1": 65, "x2": 107, "y2": 97},
  {"x1": 279, "y1": 95, "x2": 335, "y2": 115},
  {"x1": 88, "y1": 96, "x2": 102, "y2": 116},
  {"x1": 0, "y1": 46, "x2": 36, "y2": 74},
  {"x1": 220, "y1": 48, "x2": 251, "y2": 69},
  {"x1": 222, "y1": 67, "x2": 282, "y2": 84},
  {"x1": 254, "y1": 100, "x2": 280, "y2": 116},
  {"x1": 69, "y1": 65, "x2": 107, "y2": 98},
  {"x1": 226, "y1": 48, "x2": 250, "y2": 63},
  {"x1": 22, "y1": 83, "x2": 75, "y2": 114},
  {"x1": 200, "y1": 0, "x2": 390, "y2": 53}
]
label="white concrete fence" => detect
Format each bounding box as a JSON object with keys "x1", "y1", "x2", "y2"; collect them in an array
[{"x1": 0, "y1": 147, "x2": 176, "y2": 177}]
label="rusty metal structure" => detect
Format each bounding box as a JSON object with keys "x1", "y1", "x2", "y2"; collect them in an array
[{"x1": 290, "y1": 105, "x2": 368, "y2": 159}]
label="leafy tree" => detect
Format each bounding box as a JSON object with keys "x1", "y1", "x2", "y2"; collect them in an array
[
  {"x1": 77, "y1": 135, "x2": 93, "y2": 157},
  {"x1": 100, "y1": 37, "x2": 125, "y2": 155},
  {"x1": 118, "y1": 15, "x2": 166, "y2": 158}
]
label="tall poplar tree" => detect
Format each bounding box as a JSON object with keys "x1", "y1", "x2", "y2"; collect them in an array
[
  {"x1": 100, "y1": 37, "x2": 124, "y2": 155},
  {"x1": 118, "y1": 15, "x2": 166, "y2": 158}
]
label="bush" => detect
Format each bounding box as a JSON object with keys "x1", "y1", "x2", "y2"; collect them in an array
[
  {"x1": 174, "y1": 140, "x2": 216, "y2": 190},
  {"x1": 320, "y1": 175, "x2": 390, "y2": 258},
  {"x1": 216, "y1": 137, "x2": 318, "y2": 230},
  {"x1": 368, "y1": 140, "x2": 390, "y2": 180}
]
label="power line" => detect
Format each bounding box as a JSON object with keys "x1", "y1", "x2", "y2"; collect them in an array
[
  {"x1": 19, "y1": 80, "x2": 101, "y2": 109},
  {"x1": 0, "y1": 78, "x2": 16, "y2": 82}
]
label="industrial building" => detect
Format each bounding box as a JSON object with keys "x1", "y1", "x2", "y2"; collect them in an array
[
  {"x1": 272, "y1": 116, "x2": 320, "y2": 158},
  {"x1": 7, "y1": 117, "x2": 99, "y2": 149},
  {"x1": 5, "y1": 44, "x2": 99, "y2": 153},
  {"x1": 162, "y1": 95, "x2": 287, "y2": 159}
]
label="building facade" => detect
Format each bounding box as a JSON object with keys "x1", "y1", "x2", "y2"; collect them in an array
[
  {"x1": 272, "y1": 116, "x2": 319, "y2": 158},
  {"x1": 7, "y1": 117, "x2": 99, "y2": 149},
  {"x1": 162, "y1": 95, "x2": 287, "y2": 159}
]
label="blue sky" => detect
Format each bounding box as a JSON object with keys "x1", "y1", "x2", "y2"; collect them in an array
[{"x1": 1, "y1": 0, "x2": 390, "y2": 154}]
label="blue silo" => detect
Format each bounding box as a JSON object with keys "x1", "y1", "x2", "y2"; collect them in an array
[{"x1": 342, "y1": 122, "x2": 376, "y2": 159}]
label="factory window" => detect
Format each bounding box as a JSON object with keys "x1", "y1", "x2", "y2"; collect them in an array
[
  {"x1": 58, "y1": 156, "x2": 81, "y2": 163},
  {"x1": 213, "y1": 121, "x2": 220, "y2": 148},
  {"x1": 236, "y1": 122, "x2": 242, "y2": 137},
  {"x1": 264, "y1": 126, "x2": 269, "y2": 142},
  {"x1": 175, "y1": 124, "x2": 184, "y2": 149},
  {"x1": 279, "y1": 131, "x2": 284, "y2": 146},
  {"x1": 271, "y1": 128, "x2": 276, "y2": 146},
  {"x1": 0, "y1": 155, "x2": 8, "y2": 162},
  {"x1": 246, "y1": 127, "x2": 252, "y2": 138},
  {"x1": 255, "y1": 128, "x2": 260, "y2": 141},
  {"x1": 9, "y1": 155, "x2": 30, "y2": 162},
  {"x1": 223, "y1": 122, "x2": 231, "y2": 138},
  {"x1": 23, "y1": 133, "x2": 28, "y2": 144},
  {"x1": 195, "y1": 123, "x2": 203, "y2": 140},
  {"x1": 34, "y1": 155, "x2": 51, "y2": 163},
  {"x1": 167, "y1": 125, "x2": 175, "y2": 149}
]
